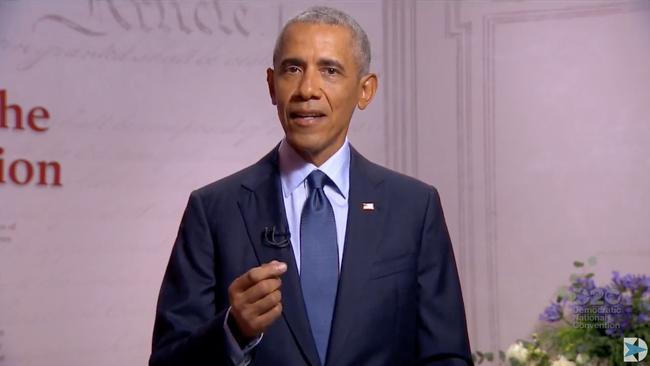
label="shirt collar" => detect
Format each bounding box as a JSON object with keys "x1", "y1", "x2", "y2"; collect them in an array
[{"x1": 278, "y1": 138, "x2": 350, "y2": 199}]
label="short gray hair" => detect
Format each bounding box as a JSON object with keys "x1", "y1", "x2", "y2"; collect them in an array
[{"x1": 272, "y1": 6, "x2": 371, "y2": 77}]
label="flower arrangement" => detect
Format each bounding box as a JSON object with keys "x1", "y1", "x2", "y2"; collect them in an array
[{"x1": 474, "y1": 259, "x2": 650, "y2": 365}]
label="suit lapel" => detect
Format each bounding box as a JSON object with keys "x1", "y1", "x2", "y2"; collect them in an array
[
  {"x1": 238, "y1": 148, "x2": 321, "y2": 366},
  {"x1": 326, "y1": 148, "x2": 387, "y2": 366}
]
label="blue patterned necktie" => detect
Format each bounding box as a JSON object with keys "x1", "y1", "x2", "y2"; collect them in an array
[{"x1": 300, "y1": 170, "x2": 339, "y2": 364}]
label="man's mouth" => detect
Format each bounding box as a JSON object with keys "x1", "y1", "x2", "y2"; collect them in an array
[{"x1": 289, "y1": 111, "x2": 326, "y2": 124}]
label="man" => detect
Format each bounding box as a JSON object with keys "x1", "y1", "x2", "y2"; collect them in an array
[{"x1": 150, "y1": 6, "x2": 472, "y2": 366}]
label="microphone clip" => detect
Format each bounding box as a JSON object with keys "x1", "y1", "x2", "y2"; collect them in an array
[{"x1": 263, "y1": 226, "x2": 291, "y2": 248}]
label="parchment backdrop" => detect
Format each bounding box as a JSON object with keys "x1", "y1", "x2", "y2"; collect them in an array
[{"x1": 0, "y1": 1, "x2": 385, "y2": 365}]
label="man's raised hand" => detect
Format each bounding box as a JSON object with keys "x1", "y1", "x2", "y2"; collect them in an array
[{"x1": 227, "y1": 260, "x2": 287, "y2": 343}]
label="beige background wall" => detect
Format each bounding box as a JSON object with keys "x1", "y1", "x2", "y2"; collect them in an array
[
  {"x1": 1, "y1": 1, "x2": 648, "y2": 365},
  {"x1": 412, "y1": 0, "x2": 650, "y2": 354}
]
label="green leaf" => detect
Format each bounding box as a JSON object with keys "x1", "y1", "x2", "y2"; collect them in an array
[
  {"x1": 485, "y1": 352, "x2": 494, "y2": 361},
  {"x1": 585, "y1": 272, "x2": 595, "y2": 278},
  {"x1": 568, "y1": 291, "x2": 577, "y2": 301},
  {"x1": 499, "y1": 350, "x2": 506, "y2": 361},
  {"x1": 573, "y1": 261, "x2": 584, "y2": 268},
  {"x1": 474, "y1": 351, "x2": 484, "y2": 363},
  {"x1": 511, "y1": 360, "x2": 524, "y2": 366}
]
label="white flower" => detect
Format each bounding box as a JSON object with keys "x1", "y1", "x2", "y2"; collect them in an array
[
  {"x1": 505, "y1": 342, "x2": 529, "y2": 363},
  {"x1": 551, "y1": 355, "x2": 576, "y2": 366},
  {"x1": 575, "y1": 354, "x2": 589, "y2": 365}
]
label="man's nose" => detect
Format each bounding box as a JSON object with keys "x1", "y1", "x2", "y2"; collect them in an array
[{"x1": 296, "y1": 68, "x2": 322, "y2": 100}]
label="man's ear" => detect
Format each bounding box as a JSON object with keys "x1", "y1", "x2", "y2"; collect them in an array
[
  {"x1": 267, "y1": 68, "x2": 277, "y2": 105},
  {"x1": 357, "y1": 73, "x2": 378, "y2": 110}
]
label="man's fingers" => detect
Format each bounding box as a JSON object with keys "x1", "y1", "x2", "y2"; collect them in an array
[
  {"x1": 243, "y1": 278, "x2": 282, "y2": 303},
  {"x1": 237, "y1": 289, "x2": 282, "y2": 322},
  {"x1": 231, "y1": 260, "x2": 287, "y2": 292},
  {"x1": 246, "y1": 261, "x2": 287, "y2": 284},
  {"x1": 228, "y1": 270, "x2": 284, "y2": 340},
  {"x1": 250, "y1": 289, "x2": 282, "y2": 315},
  {"x1": 249, "y1": 302, "x2": 283, "y2": 331}
]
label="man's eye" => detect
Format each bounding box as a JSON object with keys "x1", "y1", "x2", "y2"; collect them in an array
[
  {"x1": 325, "y1": 67, "x2": 338, "y2": 75},
  {"x1": 286, "y1": 66, "x2": 300, "y2": 73}
]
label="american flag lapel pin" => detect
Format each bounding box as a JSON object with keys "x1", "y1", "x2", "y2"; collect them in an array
[{"x1": 361, "y1": 202, "x2": 375, "y2": 211}]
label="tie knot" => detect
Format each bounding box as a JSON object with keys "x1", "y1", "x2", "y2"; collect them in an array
[{"x1": 306, "y1": 170, "x2": 328, "y2": 190}]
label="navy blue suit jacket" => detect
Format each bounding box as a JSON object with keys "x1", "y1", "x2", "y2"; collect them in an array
[{"x1": 150, "y1": 146, "x2": 472, "y2": 366}]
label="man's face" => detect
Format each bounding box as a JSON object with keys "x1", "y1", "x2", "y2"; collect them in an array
[{"x1": 267, "y1": 22, "x2": 376, "y2": 166}]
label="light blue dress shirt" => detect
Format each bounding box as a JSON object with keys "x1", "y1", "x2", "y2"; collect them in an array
[
  {"x1": 225, "y1": 138, "x2": 351, "y2": 366},
  {"x1": 278, "y1": 138, "x2": 350, "y2": 272}
]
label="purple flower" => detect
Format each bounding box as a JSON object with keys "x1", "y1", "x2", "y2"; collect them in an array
[
  {"x1": 612, "y1": 271, "x2": 649, "y2": 293},
  {"x1": 622, "y1": 294, "x2": 633, "y2": 306},
  {"x1": 606, "y1": 325, "x2": 623, "y2": 336},
  {"x1": 640, "y1": 303, "x2": 650, "y2": 324},
  {"x1": 540, "y1": 303, "x2": 563, "y2": 322},
  {"x1": 604, "y1": 300, "x2": 634, "y2": 337}
]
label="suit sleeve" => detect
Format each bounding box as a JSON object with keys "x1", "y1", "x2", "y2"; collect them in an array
[
  {"x1": 149, "y1": 191, "x2": 231, "y2": 366},
  {"x1": 416, "y1": 187, "x2": 474, "y2": 366}
]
